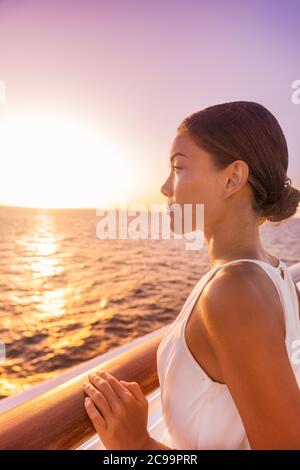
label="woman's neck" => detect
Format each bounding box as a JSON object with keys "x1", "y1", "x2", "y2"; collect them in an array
[{"x1": 205, "y1": 211, "x2": 274, "y2": 269}]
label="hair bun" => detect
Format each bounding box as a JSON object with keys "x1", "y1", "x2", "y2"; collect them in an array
[{"x1": 263, "y1": 177, "x2": 300, "y2": 222}]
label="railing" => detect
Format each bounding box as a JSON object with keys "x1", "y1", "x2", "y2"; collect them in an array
[{"x1": 0, "y1": 331, "x2": 165, "y2": 450}]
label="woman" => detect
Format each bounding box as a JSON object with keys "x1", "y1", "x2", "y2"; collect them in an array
[{"x1": 83, "y1": 101, "x2": 300, "y2": 450}]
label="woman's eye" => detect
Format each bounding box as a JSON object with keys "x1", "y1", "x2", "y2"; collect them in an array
[{"x1": 168, "y1": 164, "x2": 183, "y2": 172}]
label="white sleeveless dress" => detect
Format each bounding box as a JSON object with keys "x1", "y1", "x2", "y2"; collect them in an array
[{"x1": 156, "y1": 258, "x2": 300, "y2": 450}]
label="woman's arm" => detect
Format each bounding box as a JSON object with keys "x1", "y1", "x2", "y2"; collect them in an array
[
  {"x1": 141, "y1": 436, "x2": 176, "y2": 450},
  {"x1": 198, "y1": 264, "x2": 300, "y2": 449}
]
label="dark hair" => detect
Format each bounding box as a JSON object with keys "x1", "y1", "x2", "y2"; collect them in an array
[{"x1": 177, "y1": 101, "x2": 300, "y2": 222}]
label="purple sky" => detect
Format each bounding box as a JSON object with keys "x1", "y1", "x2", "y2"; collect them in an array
[{"x1": 0, "y1": 0, "x2": 299, "y2": 208}]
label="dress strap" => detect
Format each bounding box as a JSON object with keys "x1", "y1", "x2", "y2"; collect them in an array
[{"x1": 213, "y1": 258, "x2": 285, "y2": 278}]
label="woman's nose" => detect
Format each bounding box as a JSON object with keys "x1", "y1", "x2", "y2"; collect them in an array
[{"x1": 160, "y1": 180, "x2": 170, "y2": 197}]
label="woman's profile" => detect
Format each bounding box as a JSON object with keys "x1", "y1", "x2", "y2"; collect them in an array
[{"x1": 84, "y1": 101, "x2": 300, "y2": 450}]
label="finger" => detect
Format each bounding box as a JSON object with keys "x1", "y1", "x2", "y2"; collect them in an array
[
  {"x1": 85, "y1": 397, "x2": 106, "y2": 434},
  {"x1": 96, "y1": 370, "x2": 131, "y2": 399},
  {"x1": 119, "y1": 380, "x2": 147, "y2": 404},
  {"x1": 88, "y1": 372, "x2": 120, "y2": 414},
  {"x1": 83, "y1": 381, "x2": 113, "y2": 419}
]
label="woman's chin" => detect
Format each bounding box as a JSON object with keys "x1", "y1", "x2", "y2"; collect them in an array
[{"x1": 169, "y1": 215, "x2": 198, "y2": 236}]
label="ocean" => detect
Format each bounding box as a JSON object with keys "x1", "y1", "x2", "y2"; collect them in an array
[{"x1": 0, "y1": 205, "x2": 299, "y2": 399}]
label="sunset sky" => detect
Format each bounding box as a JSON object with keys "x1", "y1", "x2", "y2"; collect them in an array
[{"x1": 0, "y1": 0, "x2": 299, "y2": 209}]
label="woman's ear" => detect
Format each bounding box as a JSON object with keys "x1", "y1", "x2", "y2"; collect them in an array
[{"x1": 224, "y1": 160, "x2": 250, "y2": 197}]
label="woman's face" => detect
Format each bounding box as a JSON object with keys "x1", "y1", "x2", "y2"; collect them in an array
[{"x1": 160, "y1": 131, "x2": 225, "y2": 234}]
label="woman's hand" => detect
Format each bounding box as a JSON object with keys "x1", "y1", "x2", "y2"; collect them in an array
[{"x1": 83, "y1": 370, "x2": 151, "y2": 450}]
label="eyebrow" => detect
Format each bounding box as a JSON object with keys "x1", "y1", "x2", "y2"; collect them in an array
[{"x1": 170, "y1": 152, "x2": 190, "y2": 162}]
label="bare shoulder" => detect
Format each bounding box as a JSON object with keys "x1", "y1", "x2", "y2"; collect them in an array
[{"x1": 197, "y1": 262, "x2": 285, "y2": 342}]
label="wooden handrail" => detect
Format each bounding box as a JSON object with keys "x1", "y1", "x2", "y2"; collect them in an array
[{"x1": 0, "y1": 332, "x2": 165, "y2": 450}]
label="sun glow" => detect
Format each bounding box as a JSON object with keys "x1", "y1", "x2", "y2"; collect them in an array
[{"x1": 0, "y1": 110, "x2": 133, "y2": 209}]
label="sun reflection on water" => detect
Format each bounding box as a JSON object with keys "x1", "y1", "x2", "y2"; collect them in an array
[
  {"x1": 19, "y1": 213, "x2": 69, "y2": 318},
  {"x1": 21, "y1": 216, "x2": 62, "y2": 279},
  {"x1": 34, "y1": 287, "x2": 72, "y2": 318}
]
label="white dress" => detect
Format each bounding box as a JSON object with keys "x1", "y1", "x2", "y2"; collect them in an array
[{"x1": 156, "y1": 258, "x2": 300, "y2": 449}]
